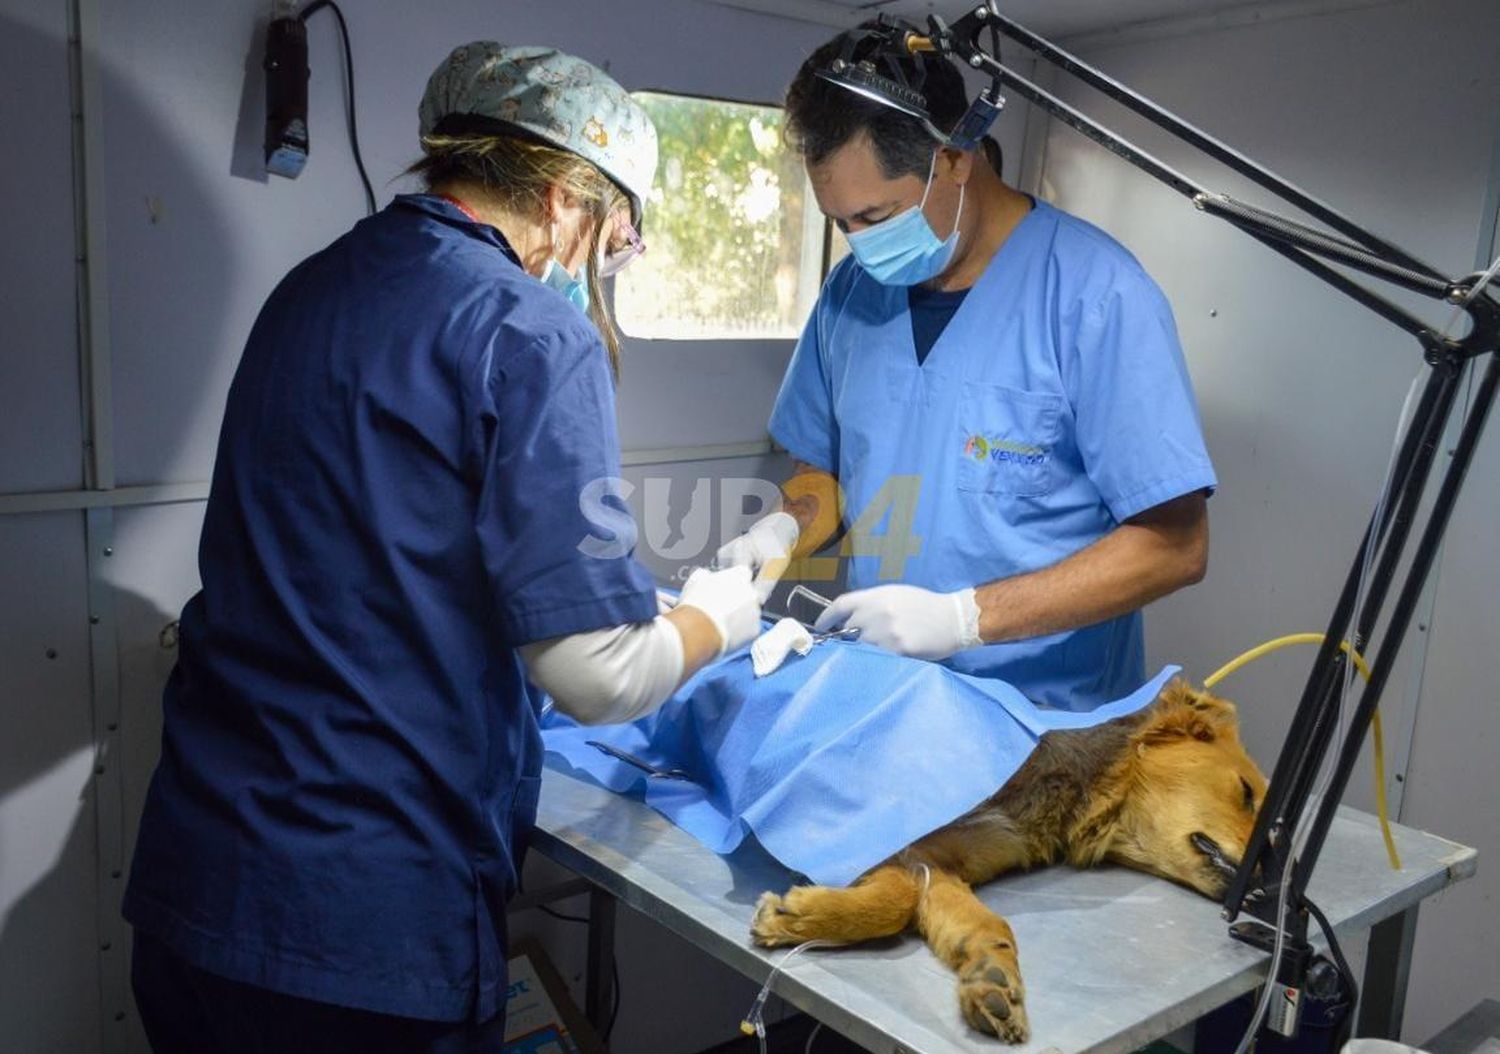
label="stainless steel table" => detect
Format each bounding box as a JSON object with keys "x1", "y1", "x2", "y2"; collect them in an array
[{"x1": 531, "y1": 768, "x2": 1477, "y2": 1054}]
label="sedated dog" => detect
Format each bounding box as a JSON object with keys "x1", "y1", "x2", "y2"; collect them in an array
[{"x1": 749, "y1": 680, "x2": 1268, "y2": 1043}]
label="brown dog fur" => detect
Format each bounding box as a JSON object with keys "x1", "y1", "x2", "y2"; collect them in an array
[{"x1": 749, "y1": 680, "x2": 1268, "y2": 1043}]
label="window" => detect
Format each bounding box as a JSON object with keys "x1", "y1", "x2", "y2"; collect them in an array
[{"x1": 613, "y1": 92, "x2": 828, "y2": 341}]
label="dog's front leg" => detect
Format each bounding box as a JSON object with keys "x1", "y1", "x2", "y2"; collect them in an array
[
  {"x1": 751, "y1": 864, "x2": 919, "y2": 947},
  {"x1": 914, "y1": 865, "x2": 1029, "y2": 1043}
]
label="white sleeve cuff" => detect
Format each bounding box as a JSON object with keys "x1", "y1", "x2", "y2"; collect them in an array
[{"x1": 520, "y1": 616, "x2": 685, "y2": 725}]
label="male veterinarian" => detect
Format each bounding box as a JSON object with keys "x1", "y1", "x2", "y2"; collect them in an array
[{"x1": 718, "y1": 25, "x2": 1216, "y2": 712}]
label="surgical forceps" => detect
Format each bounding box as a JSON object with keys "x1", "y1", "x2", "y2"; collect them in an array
[
  {"x1": 585, "y1": 740, "x2": 692, "y2": 781},
  {"x1": 781, "y1": 584, "x2": 861, "y2": 643}
]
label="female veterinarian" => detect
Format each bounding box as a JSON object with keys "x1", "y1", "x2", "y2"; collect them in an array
[{"x1": 122, "y1": 43, "x2": 761, "y2": 1053}]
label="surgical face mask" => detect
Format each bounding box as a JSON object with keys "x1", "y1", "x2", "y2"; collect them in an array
[
  {"x1": 846, "y1": 153, "x2": 966, "y2": 287},
  {"x1": 541, "y1": 258, "x2": 589, "y2": 314},
  {"x1": 539, "y1": 213, "x2": 591, "y2": 314}
]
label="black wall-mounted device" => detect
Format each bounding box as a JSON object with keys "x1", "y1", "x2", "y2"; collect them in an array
[{"x1": 263, "y1": 15, "x2": 310, "y2": 178}]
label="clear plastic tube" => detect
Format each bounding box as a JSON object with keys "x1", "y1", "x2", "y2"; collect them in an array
[
  {"x1": 740, "y1": 938, "x2": 842, "y2": 1044},
  {"x1": 1231, "y1": 364, "x2": 1422, "y2": 1054},
  {"x1": 1231, "y1": 254, "x2": 1500, "y2": 1053}
]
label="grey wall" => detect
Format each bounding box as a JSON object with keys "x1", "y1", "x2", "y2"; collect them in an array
[
  {"x1": 1, "y1": 2, "x2": 101, "y2": 1051},
  {"x1": 1032, "y1": 0, "x2": 1500, "y2": 1041}
]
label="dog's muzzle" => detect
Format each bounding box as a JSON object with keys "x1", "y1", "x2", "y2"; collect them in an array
[{"x1": 1190, "y1": 832, "x2": 1240, "y2": 880}]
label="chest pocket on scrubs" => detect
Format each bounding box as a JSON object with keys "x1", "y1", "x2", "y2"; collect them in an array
[{"x1": 956, "y1": 383, "x2": 1064, "y2": 497}]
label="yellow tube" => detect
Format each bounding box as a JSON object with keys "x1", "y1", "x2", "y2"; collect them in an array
[{"x1": 1203, "y1": 633, "x2": 1401, "y2": 870}]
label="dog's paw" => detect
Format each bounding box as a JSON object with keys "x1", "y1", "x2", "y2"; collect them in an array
[
  {"x1": 957, "y1": 945, "x2": 1028, "y2": 1043},
  {"x1": 751, "y1": 890, "x2": 801, "y2": 947},
  {"x1": 751, "y1": 887, "x2": 843, "y2": 946}
]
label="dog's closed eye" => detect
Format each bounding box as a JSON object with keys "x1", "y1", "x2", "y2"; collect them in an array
[{"x1": 1240, "y1": 776, "x2": 1255, "y2": 813}]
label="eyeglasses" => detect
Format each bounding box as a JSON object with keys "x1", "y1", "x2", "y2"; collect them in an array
[{"x1": 599, "y1": 212, "x2": 646, "y2": 277}]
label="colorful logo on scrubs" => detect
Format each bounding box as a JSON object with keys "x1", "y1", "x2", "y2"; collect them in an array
[{"x1": 964, "y1": 434, "x2": 1049, "y2": 467}]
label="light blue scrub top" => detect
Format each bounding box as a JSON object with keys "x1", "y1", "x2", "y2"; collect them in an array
[{"x1": 769, "y1": 200, "x2": 1216, "y2": 711}]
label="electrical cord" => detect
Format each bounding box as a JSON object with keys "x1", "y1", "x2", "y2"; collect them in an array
[
  {"x1": 1228, "y1": 411, "x2": 1401, "y2": 1054},
  {"x1": 299, "y1": 0, "x2": 376, "y2": 215},
  {"x1": 1239, "y1": 256, "x2": 1500, "y2": 1051},
  {"x1": 1304, "y1": 897, "x2": 1358, "y2": 1005},
  {"x1": 1224, "y1": 256, "x2": 1500, "y2": 1052},
  {"x1": 538, "y1": 905, "x2": 590, "y2": 925},
  {"x1": 1227, "y1": 361, "x2": 1419, "y2": 1054},
  {"x1": 1238, "y1": 317, "x2": 1490, "y2": 1051}
]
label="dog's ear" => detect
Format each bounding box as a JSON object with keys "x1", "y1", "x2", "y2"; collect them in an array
[{"x1": 1135, "y1": 679, "x2": 1239, "y2": 749}]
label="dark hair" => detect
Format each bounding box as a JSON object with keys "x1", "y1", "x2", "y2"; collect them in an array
[
  {"x1": 784, "y1": 21, "x2": 971, "y2": 179},
  {"x1": 981, "y1": 135, "x2": 1004, "y2": 179}
]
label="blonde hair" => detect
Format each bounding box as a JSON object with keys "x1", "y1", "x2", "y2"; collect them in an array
[{"x1": 409, "y1": 132, "x2": 631, "y2": 376}]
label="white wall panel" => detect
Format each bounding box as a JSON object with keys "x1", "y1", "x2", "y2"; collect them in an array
[
  {"x1": 0, "y1": 513, "x2": 98, "y2": 1054},
  {"x1": 0, "y1": 2, "x2": 84, "y2": 493},
  {"x1": 1040, "y1": 0, "x2": 1500, "y2": 1040}
]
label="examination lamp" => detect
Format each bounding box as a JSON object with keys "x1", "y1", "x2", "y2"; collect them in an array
[{"x1": 820, "y1": 1, "x2": 1500, "y2": 1043}]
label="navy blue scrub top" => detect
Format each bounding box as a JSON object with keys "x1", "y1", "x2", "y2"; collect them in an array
[{"x1": 123, "y1": 195, "x2": 658, "y2": 1023}]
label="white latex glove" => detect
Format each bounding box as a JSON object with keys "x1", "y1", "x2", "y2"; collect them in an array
[
  {"x1": 714, "y1": 511, "x2": 799, "y2": 602},
  {"x1": 813, "y1": 584, "x2": 983, "y2": 661},
  {"x1": 677, "y1": 565, "x2": 764, "y2": 658}
]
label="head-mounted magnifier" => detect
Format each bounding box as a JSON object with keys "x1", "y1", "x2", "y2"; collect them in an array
[{"x1": 813, "y1": 10, "x2": 1006, "y2": 152}]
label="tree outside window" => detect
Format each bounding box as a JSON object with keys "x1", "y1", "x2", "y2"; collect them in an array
[{"x1": 614, "y1": 93, "x2": 827, "y2": 341}]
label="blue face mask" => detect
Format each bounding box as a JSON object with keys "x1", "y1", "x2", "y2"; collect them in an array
[
  {"x1": 846, "y1": 153, "x2": 966, "y2": 287},
  {"x1": 541, "y1": 258, "x2": 590, "y2": 314}
]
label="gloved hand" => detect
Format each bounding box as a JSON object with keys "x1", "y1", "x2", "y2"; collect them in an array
[
  {"x1": 813, "y1": 584, "x2": 983, "y2": 661},
  {"x1": 676, "y1": 565, "x2": 764, "y2": 657},
  {"x1": 714, "y1": 511, "x2": 799, "y2": 602}
]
